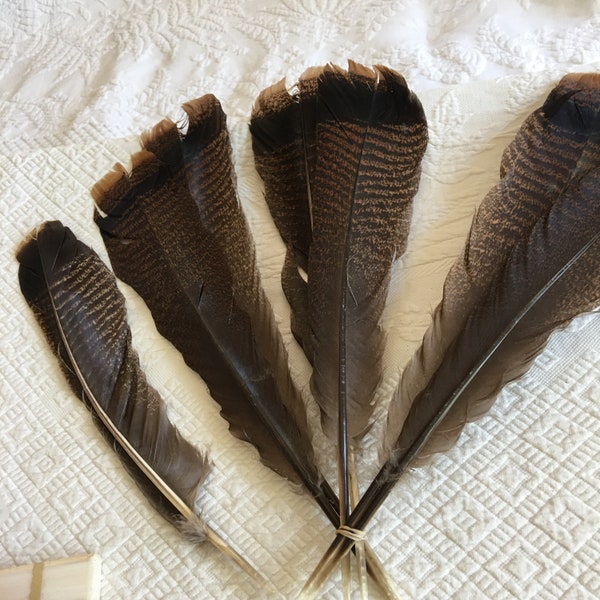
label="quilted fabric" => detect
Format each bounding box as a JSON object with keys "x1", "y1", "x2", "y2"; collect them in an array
[{"x1": 1, "y1": 1, "x2": 599, "y2": 598}]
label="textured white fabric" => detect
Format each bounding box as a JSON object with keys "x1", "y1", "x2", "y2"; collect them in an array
[{"x1": 1, "y1": 1, "x2": 599, "y2": 599}]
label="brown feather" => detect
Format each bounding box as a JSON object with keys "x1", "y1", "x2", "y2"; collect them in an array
[
  {"x1": 384, "y1": 72, "x2": 600, "y2": 462},
  {"x1": 17, "y1": 221, "x2": 211, "y2": 538},
  {"x1": 251, "y1": 63, "x2": 428, "y2": 444},
  {"x1": 307, "y1": 63, "x2": 427, "y2": 442},
  {"x1": 250, "y1": 69, "x2": 322, "y2": 351},
  {"x1": 93, "y1": 94, "x2": 344, "y2": 520}
]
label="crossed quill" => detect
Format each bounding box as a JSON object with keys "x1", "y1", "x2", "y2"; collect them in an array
[{"x1": 16, "y1": 65, "x2": 600, "y2": 598}]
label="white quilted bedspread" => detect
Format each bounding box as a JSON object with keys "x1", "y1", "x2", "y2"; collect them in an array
[{"x1": 1, "y1": 1, "x2": 599, "y2": 599}]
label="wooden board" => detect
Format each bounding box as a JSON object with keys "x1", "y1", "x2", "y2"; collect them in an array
[{"x1": 0, "y1": 555, "x2": 101, "y2": 600}]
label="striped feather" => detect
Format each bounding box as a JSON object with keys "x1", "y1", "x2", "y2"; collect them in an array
[
  {"x1": 384, "y1": 72, "x2": 600, "y2": 462},
  {"x1": 17, "y1": 221, "x2": 270, "y2": 584},
  {"x1": 94, "y1": 95, "x2": 322, "y2": 489},
  {"x1": 308, "y1": 64, "x2": 427, "y2": 445},
  {"x1": 252, "y1": 63, "x2": 428, "y2": 446}
]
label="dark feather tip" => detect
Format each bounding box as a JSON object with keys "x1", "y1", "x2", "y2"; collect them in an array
[
  {"x1": 182, "y1": 94, "x2": 225, "y2": 145},
  {"x1": 317, "y1": 63, "x2": 377, "y2": 122},
  {"x1": 17, "y1": 222, "x2": 82, "y2": 303},
  {"x1": 93, "y1": 152, "x2": 163, "y2": 234},
  {"x1": 543, "y1": 73, "x2": 600, "y2": 132},
  {"x1": 316, "y1": 62, "x2": 425, "y2": 127},
  {"x1": 375, "y1": 65, "x2": 427, "y2": 126},
  {"x1": 249, "y1": 80, "x2": 299, "y2": 154},
  {"x1": 141, "y1": 118, "x2": 183, "y2": 174},
  {"x1": 36, "y1": 221, "x2": 80, "y2": 276},
  {"x1": 16, "y1": 234, "x2": 44, "y2": 303}
]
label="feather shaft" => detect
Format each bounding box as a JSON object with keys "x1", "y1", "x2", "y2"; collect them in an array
[
  {"x1": 384, "y1": 73, "x2": 600, "y2": 461},
  {"x1": 253, "y1": 65, "x2": 426, "y2": 597}
]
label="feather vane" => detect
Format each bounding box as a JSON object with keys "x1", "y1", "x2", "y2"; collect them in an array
[
  {"x1": 252, "y1": 64, "x2": 428, "y2": 444},
  {"x1": 250, "y1": 70, "x2": 321, "y2": 351},
  {"x1": 94, "y1": 96, "x2": 321, "y2": 490},
  {"x1": 307, "y1": 64, "x2": 427, "y2": 443}
]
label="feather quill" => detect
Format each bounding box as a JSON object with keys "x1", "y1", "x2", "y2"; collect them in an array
[
  {"x1": 92, "y1": 96, "x2": 400, "y2": 599},
  {"x1": 300, "y1": 74, "x2": 600, "y2": 598},
  {"x1": 252, "y1": 66, "x2": 427, "y2": 585},
  {"x1": 16, "y1": 220, "x2": 264, "y2": 582}
]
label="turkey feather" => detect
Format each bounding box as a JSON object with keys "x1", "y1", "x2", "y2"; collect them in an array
[
  {"x1": 16, "y1": 221, "x2": 264, "y2": 582},
  {"x1": 94, "y1": 95, "x2": 322, "y2": 491},
  {"x1": 252, "y1": 63, "x2": 428, "y2": 445},
  {"x1": 384, "y1": 72, "x2": 600, "y2": 461}
]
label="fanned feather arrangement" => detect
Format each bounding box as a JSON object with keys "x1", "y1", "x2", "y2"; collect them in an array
[
  {"x1": 300, "y1": 73, "x2": 600, "y2": 597},
  {"x1": 17, "y1": 66, "x2": 600, "y2": 599},
  {"x1": 16, "y1": 221, "x2": 266, "y2": 585}
]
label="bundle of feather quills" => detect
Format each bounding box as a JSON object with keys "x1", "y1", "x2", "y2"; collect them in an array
[{"x1": 16, "y1": 65, "x2": 599, "y2": 599}]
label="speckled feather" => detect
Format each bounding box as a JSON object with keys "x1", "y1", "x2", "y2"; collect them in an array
[
  {"x1": 17, "y1": 221, "x2": 210, "y2": 538},
  {"x1": 384, "y1": 73, "x2": 600, "y2": 462},
  {"x1": 251, "y1": 63, "x2": 428, "y2": 443}
]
